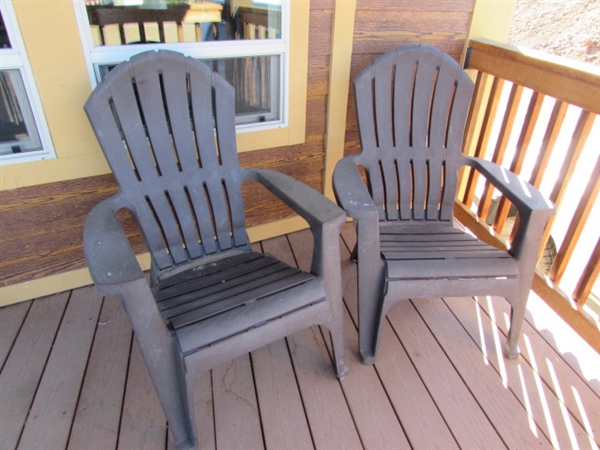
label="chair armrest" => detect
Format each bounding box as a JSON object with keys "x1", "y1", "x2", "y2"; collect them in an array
[
  {"x1": 465, "y1": 157, "x2": 554, "y2": 213},
  {"x1": 465, "y1": 157, "x2": 555, "y2": 262},
  {"x1": 84, "y1": 197, "x2": 144, "y2": 288},
  {"x1": 333, "y1": 155, "x2": 383, "y2": 272},
  {"x1": 332, "y1": 156, "x2": 379, "y2": 221},
  {"x1": 249, "y1": 168, "x2": 346, "y2": 230},
  {"x1": 247, "y1": 168, "x2": 345, "y2": 287}
]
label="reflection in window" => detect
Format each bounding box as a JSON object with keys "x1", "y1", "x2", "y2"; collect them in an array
[
  {"x1": 1, "y1": 11, "x2": 11, "y2": 48},
  {"x1": 84, "y1": 0, "x2": 281, "y2": 46},
  {"x1": 0, "y1": 70, "x2": 43, "y2": 155},
  {"x1": 79, "y1": 0, "x2": 285, "y2": 128}
]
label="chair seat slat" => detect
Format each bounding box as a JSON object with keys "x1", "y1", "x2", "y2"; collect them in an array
[
  {"x1": 159, "y1": 251, "x2": 263, "y2": 288},
  {"x1": 168, "y1": 271, "x2": 317, "y2": 329},
  {"x1": 176, "y1": 277, "x2": 326, "y2": 354},
  {"x1": 158, "y1": 260, "x2": 290, "y2": 312},
  {"x1": 382, "y1": 250, "x2": 511, "y2": 260},
  {"x1": 385, "y1": 257, "x2": 517, "y2": 279},
  {"x1": 380, "y1": 239, "x2": 487, "y2": 247},
  {"x1": 380, "y1": 234, "x2": 480, "y2": 243}
]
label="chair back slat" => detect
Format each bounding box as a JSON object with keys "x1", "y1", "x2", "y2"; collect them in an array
[
  {"x1": 85, "y1": 50, "x2": 250, "y2": 271},
  {"x1": 212, "y1": 75, "x2": 248, "y2": 248},
  {"x1": 130, "y1": 57, "x2": 206, "y2": 262},
  {"x1": 354, "y1": 44, "x2": 474, "y2": 223}
]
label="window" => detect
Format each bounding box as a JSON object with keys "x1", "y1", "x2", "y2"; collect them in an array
[
  {"x1": 76, "y1": 0, "x2": 288, "y2": 130},
  {"x1": 0, "y1": 2, "x2": 54, "y2": 163}
]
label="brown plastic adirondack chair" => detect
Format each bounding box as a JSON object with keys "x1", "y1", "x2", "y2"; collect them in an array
[
  {"x1": 333, "y1": 44, "x2": 555, "y2": 364},
  {"x1": 83, "y1": 50, "x2": 347, "y2": 450}
]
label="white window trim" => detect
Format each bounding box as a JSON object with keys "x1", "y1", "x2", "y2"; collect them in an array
[
  {"x1": 72, "y1": 0, "x2": 291, "y2": 134},
  {"x1": 0, "y1": 0, "x2": 55, "y2": 165}
]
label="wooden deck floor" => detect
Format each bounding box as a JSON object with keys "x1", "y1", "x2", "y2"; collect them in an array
[{"x1": 1, "y1": 224, "x2": 599, "y2": 450}]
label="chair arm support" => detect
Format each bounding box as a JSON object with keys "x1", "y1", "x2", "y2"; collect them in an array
[
  {"x1": 465, "y1": 157, "x2": 555, "y2": 263},
  {"x1": 84, "y1": 197, "x2": 144, "y2": 288},
  {"x1": 332, "y1": 156, "x2": 379, "y2": 221}
]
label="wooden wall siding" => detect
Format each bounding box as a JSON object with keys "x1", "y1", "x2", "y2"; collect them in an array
[
  {"x1": 0, "y1": 175, "x2": 121, "y2": 288},
  {"x1": 344, "y1": 0, "x2": 477, "y2": 156},
  {"x1": 0, "y1": 144, "x2": 325, "y2": 288},
  {"x1": 0, "y1": 2, "x2": 335, "y2": 289}
]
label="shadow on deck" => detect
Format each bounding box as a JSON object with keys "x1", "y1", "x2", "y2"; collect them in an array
[{"x1": 1, "y1": 224, "x2": 598, "y2": 449}]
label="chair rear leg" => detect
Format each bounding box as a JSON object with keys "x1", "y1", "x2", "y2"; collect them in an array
[
  {"x1": 357, "y1": 265, "x2": 387, "y2": 364},
  {"x1": 326, "y1": 320, "x2": 349, "y2": 380},
  {"x1": 504, "y1": 293, "x2": 528, "y2": 359}
]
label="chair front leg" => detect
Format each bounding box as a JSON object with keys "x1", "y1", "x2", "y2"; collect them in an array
[
  {"x1": 102, "y1": 279, "x2": 198, "y2": 449},
  {"x1": 355, "y1": 219, "x2": 386, "y2": 364}
]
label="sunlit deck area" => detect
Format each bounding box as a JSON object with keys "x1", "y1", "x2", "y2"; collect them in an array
[{"x1": 1, "y1": 224, "x2": 598, "y2": 450}]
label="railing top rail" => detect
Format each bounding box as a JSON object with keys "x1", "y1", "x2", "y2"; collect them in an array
[{"x1": 465, "y1": 38, "x2": 600, "y2": 115}]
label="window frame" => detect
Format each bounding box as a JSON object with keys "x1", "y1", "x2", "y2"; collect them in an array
[
  {"x1": 0, "y1": 0, "x2": 55, "y2": 165},
  {"x1": 73, "y1": 1, "x2": 292, "y2": 135}
]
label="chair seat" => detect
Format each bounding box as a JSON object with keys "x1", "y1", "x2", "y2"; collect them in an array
[
  {"x1": 156, "y1": 251, "x2": 326, "y2": 354},
  {"x1": 380, "y1": 224, "x2": 518, "y2": 280}
]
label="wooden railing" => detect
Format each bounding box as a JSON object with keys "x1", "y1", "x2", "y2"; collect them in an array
[
  {"x1": 457, "y1": 38, "x2": 599, "y2": 352},
  {"x1": 86, "y1": 4, "x2": 224, "y2": 45}
]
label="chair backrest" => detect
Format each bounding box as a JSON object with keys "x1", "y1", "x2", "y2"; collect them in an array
[
  {"x1": 353, "y1": 44, "x2": 474, "y2": 223},
  {"x1": 85, "y1": 50, "x2": 250, "y2": 272}
]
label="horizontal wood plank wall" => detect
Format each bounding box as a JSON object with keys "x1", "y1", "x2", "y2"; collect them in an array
[
  {"x1": 344, "y1": 0, "x2": 477, "y2": 156},
  {"x1": 0, "y1": 144, "x2": 326, "y2": 288},
  {"x1": 0, "y1": 1, "x2": 335, "y2": 291}
]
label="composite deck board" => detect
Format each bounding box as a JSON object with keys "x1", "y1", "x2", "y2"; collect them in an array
[
  {"x1": 291, "y1": 230, "x2": 411, "y2": 449},
  {"x1": 68, "y1": 296, "x2": 133, "y2": 450},
  {"x1": 412, "y1": 297, "x2": 552, "y2": 448},
  {"x1": 212, "y1": 356, "x2": 264, "y2": 449},
  {"x1": 521, "y1": 295, "x2": 600, "y2": 393},
  {"x1": 261, "y1": 235, "x2": 363, "y2": 449},
  {"x1": 376, "y1": 320, "x2": 461, "y2": 449},
  {"x1": 0, "y1": 300, "x2": 30, "y2": 369},
  {"x1": 474, "y1": 294, "x2": 600, "y2": 444},
  {"x1": 337, "y1": 231, "x2": 459, "y2": 449},
  {"x1": 1, "y1": 225, "x2": 598, "y2": 450},
  {"x1": 0, "y1": 292, "x2": 69, "y2": 450},
  {"x1": 190, "y1": 372, "x2": 215, "y2": 450},
  {"x1": 444, "y1": 296, "x2": 598, "y2": 449},
  {"x1": 18, "y1": 286, "x2": 103, "y2": 450},
  {"x1": 118, "y1": 338, "x2": 171, "y2": 450},
  {"x1": 386, "y1": 301, "x2": 508, "y2": 449},
  {"x1": 249, "y1": 240, "x2": 315, "y2": 449},
  {"x1": 251, "y1": 340, "x2": 314, "y2": 449}
]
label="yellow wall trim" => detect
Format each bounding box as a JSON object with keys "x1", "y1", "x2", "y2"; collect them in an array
[{"x1": 323, "y1": 0, "x2": 356, "y2": 200}]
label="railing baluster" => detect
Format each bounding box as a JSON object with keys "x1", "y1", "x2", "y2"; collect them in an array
[
  {"x1": 529, "y1": 100, "x2": 568, "y2": 189},
  {"x1": 458, "y1": 71, "x2": 489, "y2": 201},
  {"x1": 541, "y1": 110, "x2": 596, "y2": 255},
  {"x1": 573, "y1": 239, "x2": 600, "y2": 305},
  {"x1": 495, "y1": 91, "x2": 545, "y2": 234},
  {"x1": 477, "y1": 83, "x2": 524, "y2": 222},
  {"x1": 462, "y1": 77, "x2": 504, "y2": 207},
  {"x1": 550, "y1": 157, "x2": 600, "y2": 283},
  {"x1": 118, "y1": 24, "x2": 126, "y2": 45}
]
